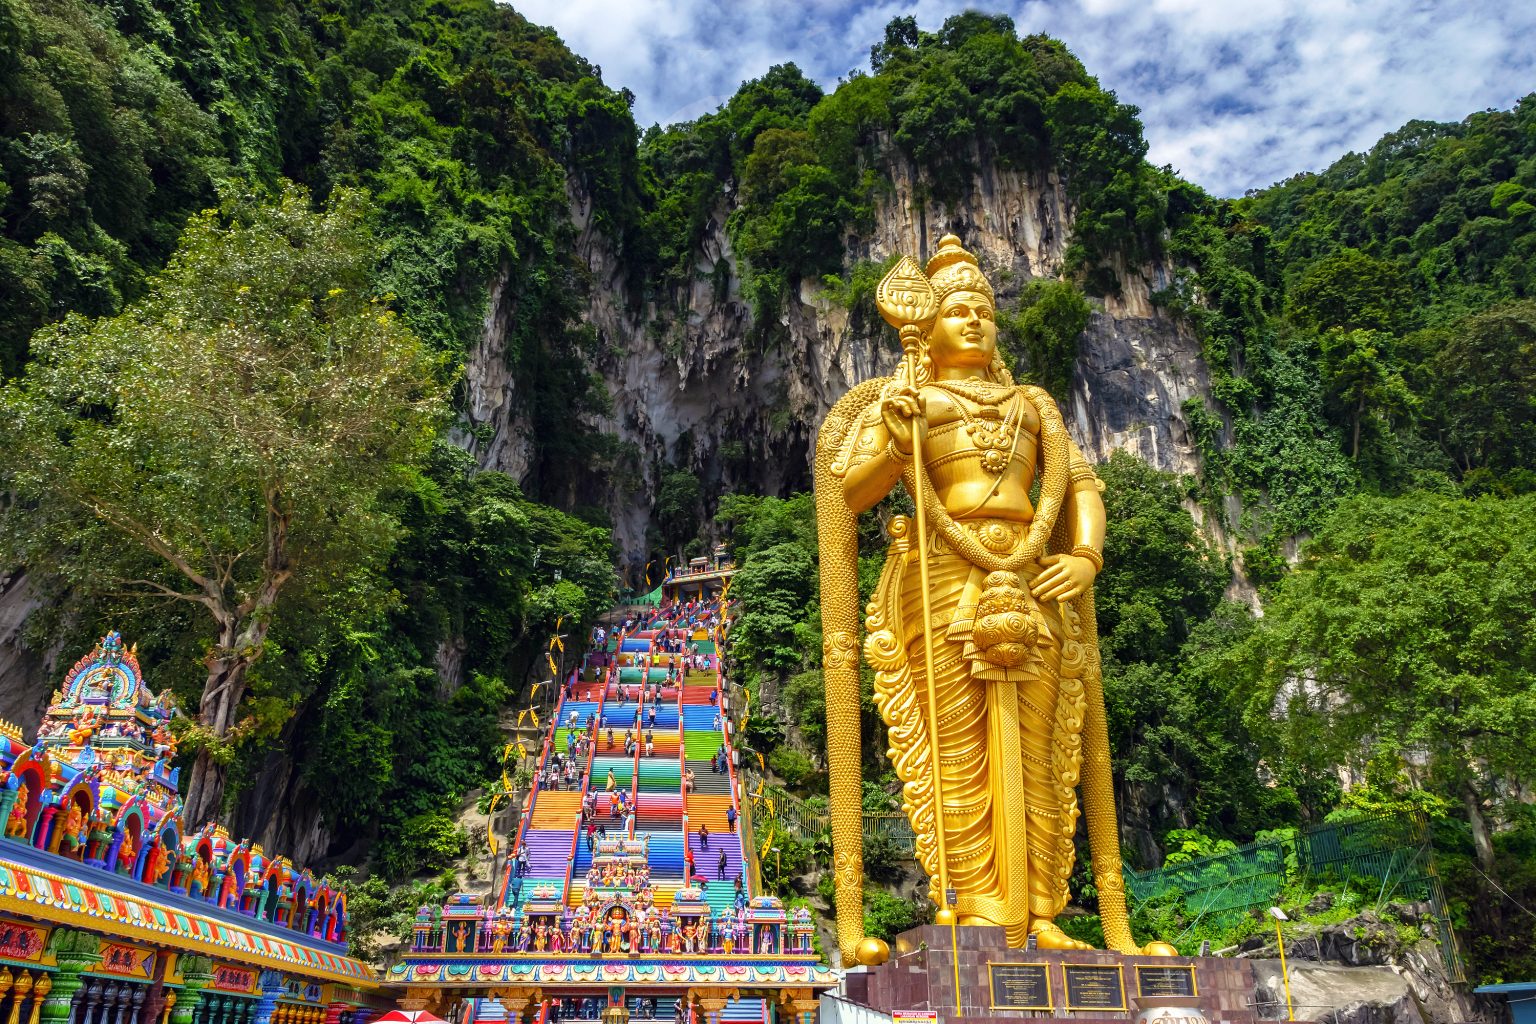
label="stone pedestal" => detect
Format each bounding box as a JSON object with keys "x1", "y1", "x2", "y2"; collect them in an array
[{"x1": 847, "y1": 925, "x2": 1257, "y2": 1024}]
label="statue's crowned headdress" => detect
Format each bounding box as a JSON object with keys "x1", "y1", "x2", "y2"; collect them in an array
[
  {"x1": 875, "y1": 234, "x2": 994, "y2": 334},
  {"x1": 874, "y1": 233, "x2": 1009, "y2": 386},
  {"x1": 924, "y1": 234, "x2": 994, "y2": 305}
]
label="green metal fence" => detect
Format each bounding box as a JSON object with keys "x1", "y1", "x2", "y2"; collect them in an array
[{"x1": 1125, "y1": 813, "x2": 1464, "y2": 982}]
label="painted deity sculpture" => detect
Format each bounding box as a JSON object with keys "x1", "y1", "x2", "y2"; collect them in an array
[
  {"x1": 817, "y1": 236, "x2": 1174, "y2": 964},
  {"x1": 6, "y1": 783, "x2": 28, "y2": 838}
]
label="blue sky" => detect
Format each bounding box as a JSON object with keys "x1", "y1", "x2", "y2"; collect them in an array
[{"x1": 506, "y1": 0, "x2": 1536, "y2": 197}]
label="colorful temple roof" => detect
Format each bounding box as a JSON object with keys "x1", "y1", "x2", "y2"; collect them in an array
[{"x1": 0, "y1": 633, "x2": 371, "y2": 986}]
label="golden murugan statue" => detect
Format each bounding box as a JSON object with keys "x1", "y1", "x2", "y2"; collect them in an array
[{"x1": 816, "y1": 236, "x2": 1173, "y2": 964}]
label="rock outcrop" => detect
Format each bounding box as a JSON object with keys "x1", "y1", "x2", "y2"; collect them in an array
[
  {"x1": 1243, "y1": 909, "x2": 1483, "y2": 1024},
  {"x1": 464, "y1": 149, "x2": 1211, "y2": 555}
]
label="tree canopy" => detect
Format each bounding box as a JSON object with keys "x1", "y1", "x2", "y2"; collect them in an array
[{"x1": 0, "y1": 184, "x2": 446, "y2": 819}]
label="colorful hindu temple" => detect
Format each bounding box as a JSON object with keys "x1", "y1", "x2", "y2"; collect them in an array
[
  {"x1": 0, "y1": 633, "x2": 383, "y2": 1024},
  {"x1": 389, "y1": 599, "x2": 836, "y2": 1022},
  {"x1": 658, "y1": 549, "x2": 734, "y2": 605}
]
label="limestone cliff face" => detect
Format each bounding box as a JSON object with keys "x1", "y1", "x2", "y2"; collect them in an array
[{"x1": 464, "y1": 148, "x2": 1212, "y2": 555}]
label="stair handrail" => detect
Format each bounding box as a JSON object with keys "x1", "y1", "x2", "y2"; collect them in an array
[
  {"x1": 630, "y1": 663, "x2": 644, "y2": 838},
  {"x1": 500, "y1": 651, "x2": 572, "y2": 906},
  {"x1": 716, "y1": 644, "x2": 749, "y2": 898},
  {"x1": 675, "y1": 626, "x2": 692, "y2": 887},
  {"x1": 561, "y1": 657, "x2": 610, "y2": 905}
]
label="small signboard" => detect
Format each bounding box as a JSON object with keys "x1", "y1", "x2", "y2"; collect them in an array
[
  {"x1": 0, "y1": 920, "x2": 49, "y2": 963},
  {"x1": 1064, "y1": 964, "x2": 1127, "y2": 1010},
  {"x1": 210, "y1": 963, "x2": 260, "y2": 995},
  {"x1": 891, "y1": 1013, "x2": 938, "y2": 1023},
  {"x1": 96, "y1": 943, "x2": 155, "y2": 980},
  {"x1": 988, "y1": 962, "x2": 1052, "y2": 1010},
  {"x1": 1137, "y1": 964, "x2": 1198, "y2": 997}
]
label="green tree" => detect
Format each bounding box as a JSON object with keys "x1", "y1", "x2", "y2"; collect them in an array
[
  {"x1": 0, "y1": 185, "x2": 446, "y2": 822},
  {"x1": 654, "y1": 469, "x2": 702, "y2": 553},
  {"x1": 997, "y1": 278, "x2": 1091, "y2": 397},
  {"x1": 1416, "y1": 300, "x2": 1536, "y2": 484},
  {"x1": 1241, "y1": 491, "x2": 1536, "y2": 873},
  {"x1": 1287, "y1": 249, "x2": 1412, "y2": 334},
  {"x1": 1317, "y1": 328, "x2": 1415, "y2": 460}
]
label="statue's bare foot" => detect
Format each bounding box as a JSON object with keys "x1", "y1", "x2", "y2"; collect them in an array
[{"x1": 1029, "y1": 919, "x2": 1092, "y2": 950}]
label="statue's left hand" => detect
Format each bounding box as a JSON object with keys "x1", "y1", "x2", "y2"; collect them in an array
[{"x1": 1031, "y1": 554, "x2": 1096, "y2": 603}]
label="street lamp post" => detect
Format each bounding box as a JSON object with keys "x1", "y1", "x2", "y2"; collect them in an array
[
  {"x1": 947, "y1": 887, "x2": 961, "y2": 1017},
  {"x1": 1269, "y1": 906, "x2": 1294, "y2": 1020}
]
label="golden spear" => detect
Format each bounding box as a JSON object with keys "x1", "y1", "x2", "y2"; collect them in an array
[{"x1": 876, "y1": 257, "x2": 954, "y2": 926}]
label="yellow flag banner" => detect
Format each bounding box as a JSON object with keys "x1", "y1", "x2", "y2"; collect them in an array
[
  {"x1": 486, "y1": 792, "x2": 504, "y2": 856},
  {"x1": 516, "y1": 740, "x2": 529, "y2": 758},
  {"x1": 553, "y1": 635, "x2": 565, "y2": 653},
  {"x1": 528, "y1": 706, "x2": 540, "y2": 730},
  {"x1": 517, "y1": 709, "x2": 528, "y2": 727},
  {"x1": 720, "y1": 576, "x2": 733, "y2": 602},
  {"x1": 547, "y1": 652, "x2": 559, "y2": 677}
]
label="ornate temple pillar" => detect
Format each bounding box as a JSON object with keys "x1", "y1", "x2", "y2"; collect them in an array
[
  {"x1": 781, "y1": 991, "x2": 818, "y2": 1024},
  {"x1": 168, "y1": 960, "x2": 211, "y2": 1024},
  {"x1": 80, "y1": 981, "x2": 106, "y2": 1024},
  {"x1": 38, "y1": 932, "x2": 99, "y2": 1024},
  {"x1": 9, "y1": 970, "x2": 37, "y2": 1024},
  {"x1": 33, "y1": 806, "x2": 58, "y2": 851},
  {"x1": 493, "y1": 987, "x2": 539, "y2": 1024},
  {"x1": 28, "y1": 974, "x2": 52, "y2": 1024},
  {"x1": 685, "y1": 991, "x2": 726, "y2": 1024},
  {"x1": 393, "y1": 994, "x2": 436, "y2": 1019},
  {"x1": 391, "y1": 992, "x2": 436, "y2": 1016},
  {"x1": 249, "y1": 972, "x2": 285, "y2": 1024},
  {"x1": 110, "y1": 982, "x2": 133, "y2": 1024},
  {"x1": 0, "y1": 968, "x2": 17, "y2": 1024}
]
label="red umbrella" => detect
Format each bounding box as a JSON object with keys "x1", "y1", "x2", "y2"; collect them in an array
[{"x1": 375, "y1": 1012, "x2": 448, "y2": 1024}]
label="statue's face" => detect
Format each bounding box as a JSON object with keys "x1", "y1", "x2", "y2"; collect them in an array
[{"x1": 928, "y1": 290, "x2": 996, "y2": 369}]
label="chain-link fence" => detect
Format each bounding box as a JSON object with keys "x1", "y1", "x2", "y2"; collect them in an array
[{"x1": 1124, "y1": 812, "x2": 1464, "y2": 982}]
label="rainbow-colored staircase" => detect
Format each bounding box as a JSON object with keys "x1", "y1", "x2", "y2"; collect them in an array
[{"x1": 401, "y1": 599, "x2": 834, "y2": 1020}]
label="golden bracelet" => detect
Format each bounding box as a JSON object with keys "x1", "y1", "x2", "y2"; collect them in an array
[
  {"x1": 886, "y1": 440, "x2": 913, "y2": 464},
  {"x1": 1071, "y1": 545, "x2": 1104, "y2": 571}
]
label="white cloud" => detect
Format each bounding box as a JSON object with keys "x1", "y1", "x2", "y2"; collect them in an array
[{"x1": 505, "y1": 0, "x2": 1536, "y2": 195}]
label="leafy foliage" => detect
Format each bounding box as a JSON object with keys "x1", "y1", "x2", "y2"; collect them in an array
[
  {"x1": 0, "y1": 184, "x2": 445, "y2": 818},
  {"x1": 1239, "y1": 492, "x2": 1536, "y2": 831},
  {"x1": 996, "y1": 278, "x2": 1090, "y2": 397},
  {"x1": 863, "y1": 888, "x2": 931, "y2": 942},
  {"x1": 0, "y1": 0, "x2": 626, "y2": 848}
]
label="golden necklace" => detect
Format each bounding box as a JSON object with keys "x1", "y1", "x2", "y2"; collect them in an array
[
  {"x1": 931, "y1": 377, "x2": 1014, "y2": 405},
  {"x1": 933, "y1": 381, "x2": 1020, "y2": 474}
]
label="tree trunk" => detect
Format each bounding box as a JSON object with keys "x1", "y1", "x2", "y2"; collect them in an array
[
  {"x1": 181, "y1": 622, "x2": 268, "y2": 825},
  {"x1": 1462, "y1": 780, "x2": 1496, "y2": 876},
  {"x1": 1352, "y1": 395, "x2": 1364, "y2": 460}
]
